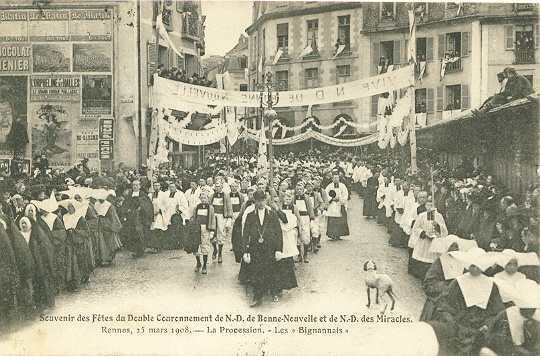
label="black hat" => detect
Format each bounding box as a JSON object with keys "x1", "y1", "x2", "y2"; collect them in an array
[{"x1": 253, "y1": 190, "x2": 266, "y2": 201}]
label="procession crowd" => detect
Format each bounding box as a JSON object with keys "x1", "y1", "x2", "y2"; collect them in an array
[{"x1": 0, "y1": 149, "x2": 538, "y2": 356}]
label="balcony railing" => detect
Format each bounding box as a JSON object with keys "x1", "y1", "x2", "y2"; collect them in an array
[
  {"x1": 445, "y1": 58, "x2": 462, "y2": 73},
  {"x1": 514, "y1": 48, "x2": 536, "y2": 64}
]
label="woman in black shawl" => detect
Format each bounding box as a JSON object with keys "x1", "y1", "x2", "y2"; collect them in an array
[
  {"x1": 0, "y1": 216, "x2": 19, "y2": 328},
  {"x1": 20, "y1": 214, "x2": 56, "y2": 310},
  {"x1": 2, "y1": 212, "x2": 35, "y2": 320},
  {"x1": 62, "y1": 200, "x2": 95, "y2": 285}
]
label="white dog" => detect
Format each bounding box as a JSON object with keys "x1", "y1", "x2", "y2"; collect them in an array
[{"x1": 363, "y1": 260, "x2": 396, "y2": 313}]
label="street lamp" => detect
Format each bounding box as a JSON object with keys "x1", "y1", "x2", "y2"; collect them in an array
[{"x1": 255, "y1": 72, "x2": 283, "y2": 189}]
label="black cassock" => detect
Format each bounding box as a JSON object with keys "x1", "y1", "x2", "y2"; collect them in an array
[{"x1": 242, "y1": 208, "x2": 283, "y2": 299}]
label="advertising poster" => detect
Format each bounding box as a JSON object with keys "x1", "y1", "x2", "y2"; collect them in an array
[
  {"x1": 30, "y1": 102, "x2": 75, "y2": 169},
  {"x1": 0, "y1": 76, "x2": 28, "y2": 156},
  {"x1": 70, "y1": 9, "x2": 113, "y2": 41},
  {"x1": 76, "y1": 122, "x2": 100, "y2": 170},
  {"x1": 0, "y1": 43, "x2": 31, "y2": 73},
  {"x1": 28, "y1": 9, "x2": 70, "y2": 41},
  {"x1": 0, "y1": 158, "x2": 10, "y2": 176},
  {"x1": 32, "y1": 43, "x2": 71, "y2": 72},
  {"x1": 99, "y1": 117, "x2": 114, "y2": 139},
  {"x1": 30, "y1": 75, "x2": 81, "y2": 102},
  {"x1": 0, "y1": 10, "x2": 28, "y2": 42},
  {"x1": 99, "y1": 139, "x2": 113, "y2": 160},
  {"x1": 73, "y1": 43, "x2": 112, "y2": 72},
  {"x1": 10, "y1": 157, "x2": 30, "y2": 176},
  {"x1": 82, "y1": 75, "x2": 112, "y2": 115}
]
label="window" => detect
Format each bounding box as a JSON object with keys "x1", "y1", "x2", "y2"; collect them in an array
[
  {"x1": 305, "y1": 68, "x2": 319, "y2": 88},
  {"x1": 513, "y1": 25, "x2": 536, "y2": 64},
  {"x1": 336, "y1": 65, "x2": 351, "y2": 83},
  {"x1": 277, "y1": 23, "x2": 289, "y2": 53},
  {"x1": 337, "y1": 15, "x2": 351, "y2": 52},
  {"x1": 445, "y1": 85, "x2": 461, "y2": 111},
  {"x1": 176, "y1": 55, "x2": 185, "y2": 71},
  {"x1": 380, "y1": 2, "x2": 396, "y2": 20},
  {"x1": 439, "y1": 32, "x2": 469, "y2": 72},
  {"x1": 380, "y1": 40, "x2": 395, "y2": 66},
  {"x1": 158, "y1": 46, "x2": 169, "y2": 69},
  {"x1": 239, "y1": 84, "x2": 248, "y2": 91},
  {"x1": 335, "y1": 65, "x2": 352, "y2": 106},
  {"x1": 446, "y1": 32, "x2": 461, "y2": 57},
  {"x1": 515, "y1": 3, "x2": 536, "y2": 12},
  {"x1": 275, "y1": 70, "x2": 288, "y2": 91},
  {"x1": 414, "y1": 2, "x2": 427, "y2": 22},
  {"x1": 307, "y1": 19, "x2": 319, "y2": 44},
  {"x1": 416, "y1": 38, "x2": 427, "y2": 62},
  {"x1": 415, "y1": 88, "x2": 427, "y2": 113}
]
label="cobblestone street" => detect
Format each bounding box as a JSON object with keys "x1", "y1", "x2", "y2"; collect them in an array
[{"x1": 1, "y1": 194, "x2": 430, "y2": 355}]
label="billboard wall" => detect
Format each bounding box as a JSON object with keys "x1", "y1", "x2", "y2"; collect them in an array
[{"x1": 0, "y1": 8, "x2": 114, "y2": 172}]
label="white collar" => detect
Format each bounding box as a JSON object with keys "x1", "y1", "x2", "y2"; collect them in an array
[
  {"x1": 132, "y1": 191, "x2": 140, "y2": 197},
  {"x1": 63, "y1": 213, "x2": 82, "y2": 230},
  {"x1": 21, "y1": 229, "x2": 31, "y2": 244},
  {"x1": 456, "y1": 273, "x2": 493, "y2": 309},
  {"x1": 94, "y1": 200, "x2": 111, "y2": 217},
  {"x1": 506, "y1": 306, "x2": 526, "y2": 346},
  {"x1": 439, "y1": 254, "x2": 465, "y2": 280},
  {"x1": 42, "y1": 213, "x2": 58, "y2": 231}
]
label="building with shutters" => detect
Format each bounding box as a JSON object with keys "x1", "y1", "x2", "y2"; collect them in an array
[
  {"x1": 245, "y1": 1, "x2": 369, "y2": 139},
  {"x1": 362, "y1": 2, "x2": 539, "y2": 127}
]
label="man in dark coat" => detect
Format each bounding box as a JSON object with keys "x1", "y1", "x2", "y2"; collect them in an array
[
  {"x1": 124, "y1": 179, "x2": 153, "y2": 258},
  {"x1": 242, "y1": 190, "x2": 284, "y2": 307}
]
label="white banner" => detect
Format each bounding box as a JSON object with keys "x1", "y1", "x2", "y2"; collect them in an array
[
  {"x1": 167, "y1": 123, "x2": 227, "y2": 146},
  {"x1": 152, "y1": 65, "x2": 414, "y2": 108},
  {"x1": 243, "y1": 129, "x2": 378, "y2": 147}
]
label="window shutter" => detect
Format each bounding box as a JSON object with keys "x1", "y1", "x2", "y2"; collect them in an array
[
  {"x1": 401, "y1": 40, "x2": 409, "y2": 64},
  {"x1": 372, "y1": 42, "x2": 380, "y2": 74},
  {"x1": 393, "y1": 40, "x2": 401, "y2": 64},
  {"x1": 426, "y1": 88, "x2": 435, "y2": 113},
  {"x1": 426, "y1": 37, "x2": 434, "y2": 61},
  {"x1": 504, "y1": 25, "x2": 514, "y2": 50},
  {"x1": 438, "y1": 34, "x2": 445, "y2": 59},
  {"x1": 371, "y1": 95, "x2": 379, "y2": 117},
  {"x1": 461, "y1": 32, "x2": 470, "y2": 57},
  {"x1": 534, "y1": 25, "x2": 540, "y2": 48},
  {"x1": 461, "y1": 84, "x2": 470, "y2": 109},
  {"x1": 436, "y1": 86, "x2": 444, "y2": 111}
]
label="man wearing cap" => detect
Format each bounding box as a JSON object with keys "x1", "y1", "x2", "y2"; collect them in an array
[
  {"x1": 227, "y1": 180, "x2": 244, "y2": 243},
  {"x1": 409, "y1": 196, "x2": 448, "y2": 279},
  {"x1": 242, "y1": 190, "x2": 284, "y2": 307},
  {"x1": 163, "y1": 181, "x2": 190, "y2": 250},
  {"x1": 325, "y1": 171, "x2": 349, "y2": 240},
  {"x1": 185, "y1": 180, "x2": 202, "y2": 218},
  {"x1": 294, "y1": 182, "x2": 315, "y2": 263},
  {"x1": 210, "y1": 180, "x2": 232, "y2": 263},
  {"x1": 305, "y1": 180, "x2": 325, "y2": 253},
  {"x1": 148, "y1": 181, "x2": 168, "y2": 252}
]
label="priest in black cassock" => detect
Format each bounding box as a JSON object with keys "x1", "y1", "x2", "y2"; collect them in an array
[{"x1": 242, "y1": 190, "x2": 284, "y2": 307}]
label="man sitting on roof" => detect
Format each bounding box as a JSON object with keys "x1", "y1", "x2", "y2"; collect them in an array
[{"x1": 473, "y1": 67, "x2": 534, "y2": 117}]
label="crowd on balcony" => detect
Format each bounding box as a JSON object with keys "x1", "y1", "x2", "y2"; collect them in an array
[{"x1": 156, "y1": 64, "x2": 216, "y2": 88}]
